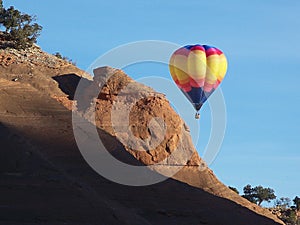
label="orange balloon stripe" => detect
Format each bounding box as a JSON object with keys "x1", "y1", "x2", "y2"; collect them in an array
[
  {"x1": 177, "y1": 82, "x2": 192, "y2": 92},
  {"x1": 203, "y1": 82, "x2": 214, "y2": 92},
  {"x1": 213, "y1": 80, "x2": 221, "y2": 89},
  {"x1": 177, "y1": 76, "x2": 190, "y2": 85},
  {"x1": 190, "y1": 77, "x2": 205, "y2": 88}
]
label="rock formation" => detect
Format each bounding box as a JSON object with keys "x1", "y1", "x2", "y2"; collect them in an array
[
  {"x1": 0, "y1": 45, "x2": 284, "y2": 224},
  {"x1": 77, "y1": 66, "x2": 284, "y2": 223}
]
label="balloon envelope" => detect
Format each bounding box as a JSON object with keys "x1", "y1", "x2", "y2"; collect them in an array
[{"x1": 169, "y1": 44, "x2": 227, "y2": 111}]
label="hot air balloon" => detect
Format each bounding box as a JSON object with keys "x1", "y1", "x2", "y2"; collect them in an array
[{"x1": 169, "y1": 44, "x2": 227, "y2": 119}]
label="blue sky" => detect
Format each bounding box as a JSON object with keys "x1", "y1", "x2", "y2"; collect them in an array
[{"x1": 4, "y1": 0, "x2": 300, "y2": 203}]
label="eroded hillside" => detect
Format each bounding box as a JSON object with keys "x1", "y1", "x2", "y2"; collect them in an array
[{"x1": 0, "y1": 45, "x2": 284, "y2": 225}]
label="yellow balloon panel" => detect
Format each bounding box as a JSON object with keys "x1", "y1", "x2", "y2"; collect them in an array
[
  {"x1": 169, "y1": 54, "x2": 178, "y2": 82},
  {"x1": 173, "y1": 55, "x2": 190, "y2": 84},
  {"x1": 187, "y1": 50, "x2": 207, "y2": 80},
  {"x1": 217, "y1": 54, "x2": 227, "y2": 81},
  {"x1": 205, "y1": 55, "x2": 219, "y2": 84}
]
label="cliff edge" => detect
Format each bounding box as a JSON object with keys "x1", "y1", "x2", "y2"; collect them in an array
[{"x1": 0, "y1": 45, "x2": 284, "y2": 225}]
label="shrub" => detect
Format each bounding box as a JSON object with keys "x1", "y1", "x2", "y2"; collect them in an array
[
  {"x1": 53, "y1": 52, "x2": 76, "y2": 66},
  {"x1": 228, "y1": 186, "x2": 239, "y2": 194}
]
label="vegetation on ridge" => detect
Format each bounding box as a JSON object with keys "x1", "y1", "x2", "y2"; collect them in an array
[
  {"x1": 53, "y1": 52, "x2": 76, "y2": 66},
  {"x1": 229, "y1": 184, "x2": 300, "y2": 225},
  {"x1": 0, "y1": 0, "x2": 42, "y2": 49},
  {"x1": 242, "y1": 184, "x2": 276, "y2": 206}
]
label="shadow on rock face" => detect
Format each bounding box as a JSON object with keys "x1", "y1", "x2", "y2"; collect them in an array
[{"x1": 52, "y1": 74, "x2": 92, "y2": 100}]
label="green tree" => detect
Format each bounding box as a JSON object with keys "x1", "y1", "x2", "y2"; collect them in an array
[
  {"x1": 275, "y1": 197, "x2": 291, "y2": 210},
  {"x1": 242, "y1": 184, "x2": 276, "y2": 206},
  {"x1": 293, "y1": 196, "x2": 300, "y2": 211},
  {"x1": 0, "y1": 2, "x2": 42, "y2": 49},
  {"x1": 0, "y1": 0, "x2": 3, "y2": 12},
  {"x1": 254, "y1": 186, "x2": 276, "y2": 205},
  {"x1": 281, "y1": 209, "x2": 297, "y2": 225},
  {"x1": 242, "y1": 184, "x2": 257, "y2": 204},
  {"x1": 0, "y1": 0, "x2": 4, "y2": 25}
]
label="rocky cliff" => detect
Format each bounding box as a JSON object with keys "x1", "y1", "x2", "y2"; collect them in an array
[{"x1": 0, "y1": 45, "x2": 284, "y2": 225}]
